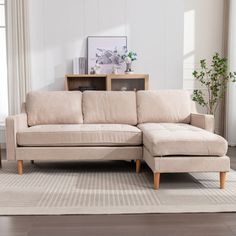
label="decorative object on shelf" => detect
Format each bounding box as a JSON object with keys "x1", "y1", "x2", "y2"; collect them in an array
[
  {"x1": 121, "y1": 86, "x2": 127, "y2": 91},
  {"x1": 78, "y1": 86, "x2": 96, "y2": 92},
  {"x1": 94, "y1": 63, "x2": 101, "y2": 74},
  {"x1": 90, "y1": 67, "x2": 96, "y2": 74},
  {"x1": 122, "y1": 51, "x2": 138, "y2": 74},
  {"x1": 112, "y1": 64, "x2": 121, "y2": 74},
  {"x1": 87, "y1": 36, "x2": 127, "y2": 74},
  {"x1": 192, "y1": 53, "x2": 236, "y2": 116}
]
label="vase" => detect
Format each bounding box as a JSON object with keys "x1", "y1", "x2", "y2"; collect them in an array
[
  {"x1": 112, "y1": 65, "x2": 120, "y2": 74},
  {"x1": 125, "y1": 62, "x2": 133, "y2": 74}
]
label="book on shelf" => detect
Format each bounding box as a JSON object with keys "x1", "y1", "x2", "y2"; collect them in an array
[
  {"x1": 79, "y1": 57, "x2": 86, "y2": 74},
  {"x1": 72, "y1": 57, "x2": 86, "y2": 74},
  {"x1": 73, "y1": 58, "x2": 80, "y2": 74}
]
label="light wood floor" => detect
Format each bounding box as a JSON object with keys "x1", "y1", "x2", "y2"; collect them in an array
[{"x1": 0, "y1": 147, "x2": 236, "y2": 236}]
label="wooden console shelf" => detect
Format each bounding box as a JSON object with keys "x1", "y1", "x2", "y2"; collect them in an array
[{"x1": 65, "y1": 74, "x2": 149, "y2": 91}]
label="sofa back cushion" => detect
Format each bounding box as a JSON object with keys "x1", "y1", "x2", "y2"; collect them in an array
[
  {"x1": 137, "y1": 90, "x2": 191, "y2": 124},
  {"x1": 83, "y1": 91, "x2": 137, "y2": 125},
  {"x1": 26, "y1": 91, "x2": 83, "y2": 126}
]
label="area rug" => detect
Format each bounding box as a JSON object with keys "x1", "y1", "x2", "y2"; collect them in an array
[{"x1": 0, "y1": 160, "x2": 236, "y2": 215}]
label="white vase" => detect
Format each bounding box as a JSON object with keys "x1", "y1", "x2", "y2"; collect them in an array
[{"x1": 125, "y1": 62, "x2": 133, "y2": 74}]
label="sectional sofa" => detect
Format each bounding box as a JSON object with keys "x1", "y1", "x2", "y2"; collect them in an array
[{"x1": 6, "y1": 90, "x2": 229, "y2": 190}]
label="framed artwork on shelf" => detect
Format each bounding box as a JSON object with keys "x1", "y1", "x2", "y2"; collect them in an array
[{"x1": 87, "y1": 36, "x2": 127, "y2": 74}]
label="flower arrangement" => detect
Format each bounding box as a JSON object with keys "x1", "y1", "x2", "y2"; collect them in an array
[
  {"x1": 122, "y1": 51, "x2": 138, "y2": 73},
  {"x1": 122, "y1": 51, "x2": 138, "y2": 63}
]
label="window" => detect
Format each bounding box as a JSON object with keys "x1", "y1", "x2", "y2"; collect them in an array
[{"x1": 0, "y1": 0, "x2": 8, "y2": 122}]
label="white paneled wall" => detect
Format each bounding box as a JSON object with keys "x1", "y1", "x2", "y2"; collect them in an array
[
  {"x1": 0, "y1": 0, "x2": 225, "y2": 146},
  {"x1": 183, "y1": 0, "x2": 225, "y2": 91},
  {"x1": 183, "y1": 0, "x2": 225, "y2": 134},
  {"x1": 28, "y1": 0, "x2": 184, "y2": 91},
  {"x1": 27, "y1": 0, "x2": 226, "y2": 133}
]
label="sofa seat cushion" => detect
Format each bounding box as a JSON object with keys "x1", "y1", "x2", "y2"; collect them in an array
[
  {"x1": 138, "y1": 123, "x2": 228, "y2": 157},
  {"x1": 17, "y1": 124, "x2": 142, "y2": 147}
]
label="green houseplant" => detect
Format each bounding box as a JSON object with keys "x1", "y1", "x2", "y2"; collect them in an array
[{"x1": 192, "y1": 53, "x2": 236, "y2": 115}]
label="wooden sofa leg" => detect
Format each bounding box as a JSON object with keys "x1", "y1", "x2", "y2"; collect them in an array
[
  {"x1": 31, "y1": 160, "x2": 34, "y2": 164},
  {"x1": 154, "y1": 172, "x2": 160, "y2": 190},
  {"x1": 136, "y1": 160, "x2": 141, "y2": 173},
  {"x1": 220, "y1": 172, "x2": 226, "y2": 189},
  {"x1": 18, "y1": 160, "x2": 23, "y2": 175}
]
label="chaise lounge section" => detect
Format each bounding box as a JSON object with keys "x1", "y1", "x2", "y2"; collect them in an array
[
  {"x1": 137, "y1": 90, "x2": 229, "y2": 189},
  {"x1": 5, "y1": 90, "x2": 229, "y2": 189}
]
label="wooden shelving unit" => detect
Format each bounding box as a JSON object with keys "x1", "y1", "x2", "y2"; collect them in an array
[
  {"x1": 65, "y1": 74, "x2": 149, "y2": 91},
  {"x1": 65, "y1": 74, "x2": 107, "y2": 91}
]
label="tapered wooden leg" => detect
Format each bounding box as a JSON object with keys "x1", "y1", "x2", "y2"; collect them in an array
[
  {"x1": 31, "y1": 160, "x2": 34, "y2": 164},
  {"x1": 136, "y1": 160, "x2": 141, "y2": 173},
  {"x1": 154, "y1": 172, "x2": 160, "y2": 190},
  {"x1": 220, "y1": 172, "x2": 226, "y2": 189},
  {"x1": 18, "y1": 160, "x2": 23, "y2": 175}
]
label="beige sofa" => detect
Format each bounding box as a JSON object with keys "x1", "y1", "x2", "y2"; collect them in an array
[{"x1": 6, "y1": 90, "x2": 229, "y2": 190}]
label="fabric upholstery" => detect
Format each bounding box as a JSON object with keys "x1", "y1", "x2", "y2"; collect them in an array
[
  {"x1": 191, "y1": 113, "x2": 214, "y2": 132},
  {"x1": 5, "y1": 113, "x2": 28, "y2": 160},
  {"x1": 143, "y1": 147, "x2": 230, "y2": 173},
  {"x1": 17, "y1": 124, "x2": 142, "y2": 147},
  {"x1": 26, "y1": 91, "x2": 83, "y2": 126},
  {"x1": 137, "y1": 90, "x2": 191, "y2": 124},
  {"x1": 83, "y1": 91, "x2": 137, "y2": 125},
  {"x1": 138, "y1": 123, "x2": 228, "y2": 157},
  {"x1": 16, "y1": 146, "x2": 142, "y2": 160}
]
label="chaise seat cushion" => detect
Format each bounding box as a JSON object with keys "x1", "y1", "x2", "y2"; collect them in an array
[
  {"x1": 138, "y1": 123, "x2": 228, "y2": 157},
  {"x1": 17, "y1": 124, "x2": 142, "y2": 147}
]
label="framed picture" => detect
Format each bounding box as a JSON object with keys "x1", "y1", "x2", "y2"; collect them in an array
[{"x1": 87, "y1": 36, "x2": 127, "y2": 74}]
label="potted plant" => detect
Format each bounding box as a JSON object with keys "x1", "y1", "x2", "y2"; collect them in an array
[
  {"x1": 122, "y1": 51, "x2": 137, "y2": 74},
  {"x1": 192, "y1": 53, "x2": 236, "y2": 116}
]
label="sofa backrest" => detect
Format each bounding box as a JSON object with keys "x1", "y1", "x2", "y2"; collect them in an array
[
  {"x1": 137, "y1": 90, "x2": 192, "y2": 124},
  {"x1": 83, "y1": 91, "x2": 137, "y2": 125},
  {"x1": 26, "y1": 91, "x2": 83, "y2": 126}
]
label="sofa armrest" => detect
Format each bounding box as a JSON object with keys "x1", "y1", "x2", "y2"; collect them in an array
[
  {"x1": 190, "y1": 113, "x2": 214, "y2": 133},
  {"x1": 6, "y1": 113, "x2": 28, "y2": 160}
]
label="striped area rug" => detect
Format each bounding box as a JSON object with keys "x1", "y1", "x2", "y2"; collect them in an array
[{"x1": 0, "y1": 160, "x2": 236, "y2": 215}]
